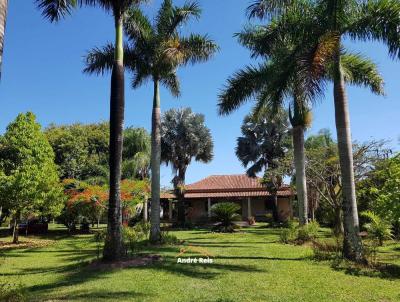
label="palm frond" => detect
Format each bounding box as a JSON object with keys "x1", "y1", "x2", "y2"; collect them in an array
[
  {"x1": 36, "y1": 0, "x2": 78, "y2": 22},
  {"x1": 218, "y1": 63, "x2": 271, "y2": 115},
  {"x1": 247, "y1": 0, "x2": 292, "y2": 20},
  {"x1": 164, "y1": 34, "x2": 218, "y2": 66},
  {"x1": 160, "y1": 72, "x2": 180, "y2": 97},
  {"x1": 124, "y1": 7, "x2": 154, "y2": 42},
  {"x1": 348, "y1": 0, "x2": 400, "y2": 59},
  {"x1": 340, "y1": 53, "x2": 385, "y2": 95},
  {"x1": 83, "y1": 43, "x2": 115, "y2": 75}
]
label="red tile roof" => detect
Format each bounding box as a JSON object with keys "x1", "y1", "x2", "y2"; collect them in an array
[{"x1": 160, "y1": 174, "x2": 292, "y2": 199}]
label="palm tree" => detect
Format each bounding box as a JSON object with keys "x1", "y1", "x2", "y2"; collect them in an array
[
  {"x1": 161, "y1": 107, "x2": 213, "y2": 226},
  {"x1": 84, "y1": 0, "x2": 218, "y2": 243},
  {"x1": 36, "y1": 0, "x2": 145, "y2": 261},
  {"x1": 223, "y1": 0, "x2": 394, "y2": 261},
  {"x1": 219, "y1": 26, "x2": 383, "y2": 228},
  {"x1": 0, "y1": 0, "x2": 7, "y2": 80},
  {"x1": 235, "y1": 109, "x2": 292, "y2": 221}
]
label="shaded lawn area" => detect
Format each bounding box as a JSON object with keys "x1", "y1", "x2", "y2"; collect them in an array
[{"x1": 1, "y1": 224, "x2": 400, "y2": 302}]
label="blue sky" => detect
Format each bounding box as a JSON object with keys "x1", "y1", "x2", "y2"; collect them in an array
[{"x1": 1, "y1": 1, "x2": 399, "y2": 187}]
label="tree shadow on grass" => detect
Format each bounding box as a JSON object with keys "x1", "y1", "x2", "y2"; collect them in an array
[{"x1": 331, "y1": 260, "x2": 400, "y2": 280}]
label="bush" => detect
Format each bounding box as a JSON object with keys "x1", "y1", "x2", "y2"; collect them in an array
[
  {"x1": 312, "y1": 238, "x2": 342, "y2": 260},
  {"x1": 121, "y1": 222, "x2": 151, "y2": 256},
  {"x1": 279, "y1": 221, "x2": 320, "y2": 244},
  {"x1": 160, "y1": 231, "x2": 180, "y2": 245},
  {"x1": 279, "y1": 225, "x2": 298, "y2": 244},
  {"x1": 297, "y1": 221, "x2": 320, "y2": 243},
  {"x1": 361, "y1": 211, "x2": 393, "y2": 246},
  {"x1": 211, "y1": 202, "x2": 241, "y2": 233}
]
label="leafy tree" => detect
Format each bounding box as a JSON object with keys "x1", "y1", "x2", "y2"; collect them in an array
[
  {"x1": 236, "y1": 109, "x2": 292, "y2": 222},
  {"x1": 0, "y1": 112, "x2": 63, "y2": 243},
  {"x1": 37, "y1": 0, "x2": 147, "y2": 261},
  {"x1": 84, "y1": 0, "x2": 218, "y2": 243},
  {"x1": 0, "y1": 0, "x2": 7, "y2": 80},
  {"x1": 122, "y1": 127, "x2": 150, "y2": 180},
  {"x1": 306, "y1": 130, "x2": 389, "y2": 235},
  {"x1": 211, "y1": 202, "x2": 241, "y2": 233},
  {"x1": 161, "y1": 108, "x2": 213, "y2": 226},
  {"x1": 247, "y1": 0, "x2": 399, "y2": 262},
  {"x1": 358, "y1": 155, "x2": 400, "y2": 236}
]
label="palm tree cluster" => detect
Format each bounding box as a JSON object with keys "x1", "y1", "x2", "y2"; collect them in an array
[
  {"x1": 34, "y1": 0, "x2": 217, "y2": 258},
  {"x1": 219, "y1": 0, "x2": 399, "y2": 262}
]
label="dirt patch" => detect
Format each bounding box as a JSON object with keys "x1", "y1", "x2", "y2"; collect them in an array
[
  {"x1": 87, "y1": 254, "x2": 162, "y2": 270},
  {"x1": 0, "y1": 238, "x2": 54, "y2": 250}
]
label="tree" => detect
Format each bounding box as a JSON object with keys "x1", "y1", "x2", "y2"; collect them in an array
[
  {"x1": 161, "y1": 107, "x2": 213, "y2": 226},
  {"x1": 122, "y1": 127, "x2": 150, "y2": 180},
  {"x1": 218, "y1": 9, "x2": 384, "y2": 227},
  {"x1": 358, "y1": 155, "x2": 400, "y2": 236},
  {"x1": 84, "y1": 0, "x2": 218, "y2": 243},
  {"x1": 240, "y1": 0, "x2": 397, "y2": 262},
  {"x1": 0, "y1": 112, "x2": 63, "y2": 243},
  {"x1": 306, "y1": 130, "x2": 389, "y2": 235},
  {"x1": 236, "y1": 109, "x2": 292, "y2": 221},
  {"x1": 37, "y1": 0, "x2": 147, "y2": 261},
  {"x1": 0, "y1": 0, "x2": 7, "y2": 80}
]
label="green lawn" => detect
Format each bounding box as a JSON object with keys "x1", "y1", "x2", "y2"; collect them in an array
[{"x1": 1, "y1": 224, "x2": 400, "y2": 302}]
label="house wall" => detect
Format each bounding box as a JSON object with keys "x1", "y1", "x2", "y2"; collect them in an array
[{"x1": 277, "y1": 197, "x2": 292, "y2": 221}]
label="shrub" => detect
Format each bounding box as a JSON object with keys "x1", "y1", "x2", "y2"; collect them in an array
[
  {"x1": 361, "y1": 211, "x2": 393, "y2": 246},
  {"x1": 93, "y1": 229, "x2": 106, "y2": 259},
  {"x1": 279, "y1": 225, "x2": 298, "y2": 244},
  {"x1": 160, "y1": 231, "x2": 180, "y2": 245},
  {"x1": 312, "y1": 238, "x2": 342, "y2": 260},
  {"x1": 211, "y1": 202, "x2": 241, "y2": 233},
  {"x1": 297, "y1": 221, "x2": 320, "y2": 243},
  {"x1": 279, "y1": 221, "x2": 320, "y2": 244}
]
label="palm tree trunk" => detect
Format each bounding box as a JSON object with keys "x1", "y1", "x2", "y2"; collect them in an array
[
  {"x1": 272, "y1": 194, "x2": 279, "y2": 222},
  {"x1": 175, "y1": 169, "x2": 186, "y2": 227},
  {"x1": 150, "y1": 79, "x2": 161, "y2": 243},
  {"x1": 333, "y1": 53, "x2": 363, "y2": 262},
  {"x1": 103, "y1": 14, "x2": 124, "y2": 261},
  {"x1": 143, "y1": 198, "x2": 148, "y2": 222},
  {"x1": 293, "y1": 125, "x2": 308, "y2": 225},
  {"x1": 0, "y1": 0, "x2": 8, "y2": 80},
  {"x1": 333, "y1": 205, "x2": 344, "y2": 236}
]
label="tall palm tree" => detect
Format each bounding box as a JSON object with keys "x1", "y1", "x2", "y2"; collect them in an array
[
  {"x1": 84, "y1": 0, "x2": 218, "y2": 243},
  {"x1": 0, "y1": 0, "x2": 7, "y2": 80},
  {"x1": 161, "y1": 107, "x2": 213, "y2": 226},
  {"x1": 232, "y1": 0, "x2": 396, "y2": 262},
  {"x1": 219, "y1": 19, "x2": 383, "y2": 228},
  {"x1": 36, "y1": 0, "x2": 145, "y2": 261}
]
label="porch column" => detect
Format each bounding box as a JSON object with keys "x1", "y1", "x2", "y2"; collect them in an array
[
  {"x1": 207, "y1": 198, "x2": 211, "y2": 219},
  {"x1": 169, "y1": 200, "x2": 173, "y2": 222},
  {"x1": 247, "y1": 197, "x2": 251, "y2": 218}
]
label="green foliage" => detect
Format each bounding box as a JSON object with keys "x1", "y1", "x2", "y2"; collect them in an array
[
  {"x1": 122, "y1": 222, "x2": 151, "y2": 255},
  {"x1": 361, "y1": 211, "x2": 393, "y2": 246},
  {"x1": 358, "y1": 156, "x2": 400, "y2": 234},
  {"x1": 211, "y1": 202, "x2": 241, "y2": 232},
  {"x1": 280, "y1": 220, "x2": 320, "y2": 244},
  {"x1": 0, "y1": 112, "x2": 64, "y2": 218},
  {"x1": 160, "y1": 230, "x2": 180, "y2": 245}
]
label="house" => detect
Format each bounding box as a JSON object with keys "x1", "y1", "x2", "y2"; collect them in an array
[{"x1": 160, "y1": 174, "x2": 293, "y2": 223}]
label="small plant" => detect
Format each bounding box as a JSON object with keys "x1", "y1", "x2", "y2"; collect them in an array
[
  {"x1": 93, "y1": 229, "x2": 106, "y2": 259},
  {"x1": 361, "y1": 211, "x2": 393, "y2": 246},
  {"x1": 280, "y1": 221, "x2": 320, "y2": 244},
  {"x1": 297, "y1": 221, "x2": 320, "y2": 243},
  {"x1": 312, "y1": 239, "x2": 342, "y2": 260},
  {"x1": 160, "y1": 231, "x2": 180, "y2": 245},
  {"x1": 211, "y1": 202, "x2": 241, "y2": 233}
]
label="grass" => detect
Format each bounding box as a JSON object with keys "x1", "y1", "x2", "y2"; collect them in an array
[{"x1": 0, "y1": 224, "x2": 399, "y2": 302}]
